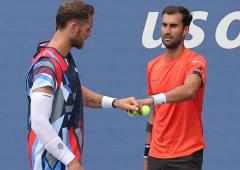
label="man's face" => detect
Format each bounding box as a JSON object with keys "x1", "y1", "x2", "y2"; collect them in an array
[
  {"x1": 71, "y1": 15, "x2": 93, "y2": 49},
  {"x1": 161, "y1": 13, "x2": 188, "y2": 49}
]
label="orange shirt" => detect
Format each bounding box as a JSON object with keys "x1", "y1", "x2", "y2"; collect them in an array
[{"x1": 147, "y1": 48, "x2": 207, "y2": 158}]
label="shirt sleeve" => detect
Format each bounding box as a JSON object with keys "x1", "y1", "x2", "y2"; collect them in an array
[
  {"x1": 186, "y1": 55, "x2": 207, "y2": 84},
  {"x1": 146, "y1": 61, "x2": 153, "y2": 96},
  {"x1": 31, "y1": 59, "x2": 57, "y2": 93}
]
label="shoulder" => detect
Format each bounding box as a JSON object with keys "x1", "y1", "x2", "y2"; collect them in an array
[
  {"x1": 33, "y1": 58, "x2": 56, "y2": 72},
  {"x1": 186, "y1": 49, "x2": 207, "y2": 65}
]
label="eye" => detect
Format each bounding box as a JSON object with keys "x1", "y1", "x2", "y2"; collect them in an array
[
  {"x1": 162, "y1": 23, "x2": 167, "y2": 27},
  {"x1": 170, "y1": 24, "x2": 178, "y2": 28}
]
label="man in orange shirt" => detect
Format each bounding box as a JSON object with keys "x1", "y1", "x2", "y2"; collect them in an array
[{"x1": 139, "y1": 5, "x2": 207, "y2": 170}]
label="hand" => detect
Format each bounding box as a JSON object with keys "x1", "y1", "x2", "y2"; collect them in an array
[
  {"x1": 137, "y1": 98, "x2": 154, "y2": 115},
  {"x1": 113, "y1": 97, "x2": 139, "y2": 112},
  {"x1": 137, "y1": 98, "x2": 154, "y2": 107},
  {"x1": 67, "y1": 158, "x2": 84, "y2": 170}
]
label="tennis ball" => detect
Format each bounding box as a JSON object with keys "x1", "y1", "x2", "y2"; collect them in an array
[
  {"x1": 141, "y1": 105, "x2": 150, "y2": 116},
  {"x1": 127, "y1": 110, "x2": 137, "y2": 117}
]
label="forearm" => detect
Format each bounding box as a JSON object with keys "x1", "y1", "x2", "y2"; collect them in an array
[
  {"x1": 81, "y1": 86, "x2": 138, "y2": 111},
  {"x1": 165, "y1": 85, "x2": 195, "y2": 103},
  {"x1": 144, "y1": 111, "x2": 154, "y2": 157},
  {"x1": 144, "y1": 132, "x2": 151, "y2": 170},
  {"x1": 82, "y1": 86, "x2": 103, "y2": 108},
  {"x1": 145, "y1": 74, "x2": 202, "y2": 106},
  {"x1": 144, "y1": 85, "x2": 194, "y2": 106},
  {"x1": 145, "y1": 132, "x2": 152, "y2": 147},
  {"x1": 144, "y1": 112, "x2": 154, "y2": 170},
  {"x1": 146, "y1": 110, "x2": 154, "y2": 144}
]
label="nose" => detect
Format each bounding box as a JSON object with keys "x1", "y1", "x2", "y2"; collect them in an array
[{"x1": 165, "y1": 26, "x2": 171, "y2": 34}]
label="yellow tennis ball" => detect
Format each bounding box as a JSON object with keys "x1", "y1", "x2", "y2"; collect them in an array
[
  {"x1": 127, "y1": 110, "x2": 137, "y2": 117},
  {"x1": 141, "y1": 105, "x2": 150, "y2": 116}
]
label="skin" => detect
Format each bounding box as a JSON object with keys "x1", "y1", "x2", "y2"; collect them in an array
[
  {"x1": 139, "y1": 13, "x2": 203, "y2": 170},
  {"x1": 143, "y1": 106, "x2": 155, "y2": 170},
  {"x1": 33, "y1": 15, "x2": 139, "y2": 170}
]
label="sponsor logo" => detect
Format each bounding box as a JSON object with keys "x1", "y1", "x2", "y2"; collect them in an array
[
  {"x1": 192, "y1": 60, "x2": 205, "y2": 66},
  {"x1": 58, "y1": 143, "x2": 64, "y2": 150},
  {"x1": 43, "y1": 94, "x2": 53, "y2": 98}
]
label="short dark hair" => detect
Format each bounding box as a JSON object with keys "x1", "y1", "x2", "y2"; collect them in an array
[
  {"x1": 162, "y1": 5, "x2": 192, "y2": 27},
  {"x1": 56, "y1": 0, "x2": 94, "y2": 29}
]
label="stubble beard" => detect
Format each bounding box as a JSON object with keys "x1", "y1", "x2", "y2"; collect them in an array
[
  {"x1": 162, "y1": 35, "x2": 183, "y2": 50},
  {"x1": 71, "y1": 38, "x2": 83, "y2": 49}
]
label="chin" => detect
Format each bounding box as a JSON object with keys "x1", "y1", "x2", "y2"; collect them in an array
[
  {"x1": 163, "y1": 43, "x2": 174, "y2": 49},
  {"x1": 163, "y1": 42, "x2": 180, "y2": 49},
  {"x1": 75, "y1": 45, "x2": 83, "y2": 49},
  {"x1": 165, "y1": 45, "x2": 177, "y2": 49},
  {"x1": 73, "y1": 42, "x2": 84, "y2": 49},
  {"x1": 71, "y1": 39, "x2": 84, "y2": 49}
]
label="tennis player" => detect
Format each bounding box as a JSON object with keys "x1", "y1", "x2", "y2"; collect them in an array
[
  {"x1": 26, "y1": 1, "x2": 139, "y2": 170},
  {"x1": 138, "y1": 5, "x2": 207, "y2": 170}
]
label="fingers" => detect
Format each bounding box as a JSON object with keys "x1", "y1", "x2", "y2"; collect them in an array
[
  {"x1": 130, "y1": 97, "x2": 138, "y2": 106},
  {"x1": 127, "y1": 105, "x2": 139, "y2": 112},
  {"x1": 129, "y1": 97, "x2": 139, "y2": 110},
  {"x1": 117, "y1": 97, "x2": 153, "y2": 113},
  {"x1": 136, "y1": 98, "x2": 154, "y2": 106},
  {"x1": 126, "y1": 97, "x2": 139, "y2": 111},
  {"x1": 137, "y1": 99, "x2": 144, "y2": 106},
  {"x1": 116, "y1": 96, "x2": 139, "y2": 111}
]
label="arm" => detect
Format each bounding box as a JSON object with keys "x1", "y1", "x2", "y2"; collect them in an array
[
  {"x1": 165, "y1": 73, "x2": 202, "y2": 103},
  {"x1": 139, "y1": 74, "x2": 203, "y2": 106},
  {"x1": 143, "y1": 106, "x2": 155, "y2": 170},
  {"x1": 81, "y1": 86, "x2": 103, "y2": 108},
  {"x1": 31, "y1": 87, "x2": 82, "y2": 170},
  {"x1": 29, "y1": 60, "x2": 82, "y2": 169},
  {"x1": 81, "y1": 86, "x2": 139, "y2": 111}
]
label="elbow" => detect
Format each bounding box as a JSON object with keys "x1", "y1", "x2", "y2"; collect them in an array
[
  {"x1": 31, "y1": 120, "x2": 39, "y2": 134},
  {"x1": 31, "y1": 119, "x2": 45, "y2": 136}
]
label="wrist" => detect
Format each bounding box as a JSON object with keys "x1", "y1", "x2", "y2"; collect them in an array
[
  {"x1": 102, "y1": 96, "x2": 117, "y2": 108},
  {"x1": 143, "y1": 144, "x2": 151, "y2": 159},
  {"x1": 67, "y1": 158, "x2": 81, "y2": 168},
  {"x1": 61, "y1": 149, "x2": 75, "y2": 166},
  {"x1": 151, "y1": 93, "x2": 166, "y2": 105},
  {"x1": 45, "y1": 137, "x2": 75, "y2": 166},
  {"x1": 112, "y1": 98, "x2": 119, "y2": 108},
  {"x1": 148, "y1": 97, "x2": 154, "y2": 106},
  {"x1": 67, "y1": 158, "x2": 76, "y2": 167}
]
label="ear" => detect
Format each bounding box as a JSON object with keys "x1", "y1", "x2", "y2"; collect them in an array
[
  {"x1": 69, "y1": 21, "x2": 79, "y2": 34},
  {"x1": 183, "y1": 26, "x2": 189, "y2": 37}
]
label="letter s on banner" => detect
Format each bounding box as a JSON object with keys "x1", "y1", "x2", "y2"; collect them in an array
[
  {"x1": 216, "y1": 11, "x2": 240, "y2": 49},
  {"x1": 185, "y1": 11, "x2": 208, "y2": 48}
]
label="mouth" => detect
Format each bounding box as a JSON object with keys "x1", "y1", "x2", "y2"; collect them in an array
[{"x1": 163, "y1": 36, "x2": 173, "y2": 42}]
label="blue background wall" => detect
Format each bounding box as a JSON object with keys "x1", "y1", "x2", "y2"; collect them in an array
[{"x1": 0, "y1": 0, "x2": 239, "y2": 169}]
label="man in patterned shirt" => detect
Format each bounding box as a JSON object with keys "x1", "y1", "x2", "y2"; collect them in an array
[{"x1": 26, "y1": 1, "x2": 139, "y2": 170}]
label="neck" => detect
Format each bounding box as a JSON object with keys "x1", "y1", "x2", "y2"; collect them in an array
[
  {"x1": 165, "y1": 43, "x2": 185, "y2": 60},
  {"x1": 47, "y1": 30, "x2": 71, "y2": 57}
]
